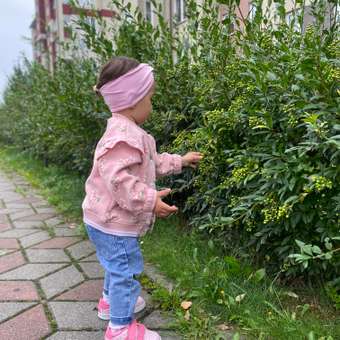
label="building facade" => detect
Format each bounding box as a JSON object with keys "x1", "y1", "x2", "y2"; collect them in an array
[
  {"x1": 31, "y1": 1, "x2": 339, "y2": 70},
  {"x1": 31, "y1": 0, "x2": 116, "y2": 71}
]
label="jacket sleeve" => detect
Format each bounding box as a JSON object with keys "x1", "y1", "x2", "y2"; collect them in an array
[
  {"x1": 97, "y1": 141, "x2": 157, "y2": 215},
  {"x1": 155, "y1": 152, "x2": 183, "y2": 179}
]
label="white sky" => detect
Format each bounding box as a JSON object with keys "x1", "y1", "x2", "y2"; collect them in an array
[{"x1": 0, "y1": 1, "x2": 35, "y2": 102}]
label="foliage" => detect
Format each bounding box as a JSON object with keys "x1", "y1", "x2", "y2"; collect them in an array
[{"x1": 0, "y1": 0, "x2": 339, "y2": 283}]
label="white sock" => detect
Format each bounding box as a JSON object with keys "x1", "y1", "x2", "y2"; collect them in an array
[
  {"x1": 109, "y1": 322, "x2": 127, "y2": 330},
  {"x1": 102, "y1": 292, "x2": 109, "y2": 303}
]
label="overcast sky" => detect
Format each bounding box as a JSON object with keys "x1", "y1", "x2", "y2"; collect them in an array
[{"x1": 0, "y1": 1, "x2": 35, "y2": 101}]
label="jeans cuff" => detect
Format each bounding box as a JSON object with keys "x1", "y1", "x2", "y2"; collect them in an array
[{"x1": 110, "y1": 316, "x2": 133, "y2": 326}]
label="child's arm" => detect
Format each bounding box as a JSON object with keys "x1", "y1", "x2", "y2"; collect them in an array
[
  {"x1": 97, "y1": 141, "x2": 157, "y2": 215},
  {"x1": 155, "y1": 151, "x2": 204, "y2": 178},
  {"x1": 154, "y1": 152, "x2": 183, "y2": 179}
]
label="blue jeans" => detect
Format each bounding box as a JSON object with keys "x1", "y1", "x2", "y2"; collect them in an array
[{"x1": 85, "y1": 224, "x2": 143, "y2": 325}]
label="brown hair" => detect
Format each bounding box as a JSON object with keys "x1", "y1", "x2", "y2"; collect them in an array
[{"x1": 94, "y1": 56, "x2": 140, "y2": 95}]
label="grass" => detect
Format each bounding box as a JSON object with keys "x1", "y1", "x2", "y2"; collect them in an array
[{"x1": 0, "y1": 144, "x2": 339, "y2": 339}]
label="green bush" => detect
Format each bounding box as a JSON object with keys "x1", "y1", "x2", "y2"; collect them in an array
[{"x1": 0, "y1": 0, "x2": 339, "y2": 283}]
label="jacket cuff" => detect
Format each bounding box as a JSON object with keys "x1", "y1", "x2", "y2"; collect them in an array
[
  {"x1": 172, "y1": 155, "x2": 182, "y2": 174},
  {"x1": 143, "y1": 187, "x2": 157, "y2": 213}
]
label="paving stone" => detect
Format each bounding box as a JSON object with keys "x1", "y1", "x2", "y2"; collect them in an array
[
  {"x1": 144, "y1": 262, "x2": 174, "y2": 292},
  {"x1": 26, "y1": 249, "x2": 71, "y2": 263},
  {"x1": 0, "y1": 249, "x2": 16, "y2": 257},
  {"x1": 67, "y1": 240, "x2": 95, "y2": 260},
  {"x1": 80, "y1": 253, "x2": 98, "y2": 262},
  {"x1": 12, "y1": 220, "x2": 44, "y2": 229},
  {"x1": 32, "y1": 237, "x2": 81, "y2": 249},
  {"x1": 18, "y1": 212, "x2": 56, "y2": 221},
  {"x1": 0, "y1": 302, "x2": 36, "y2": 322},
  {"x1": 21, "y1": 230, "x2": 51, "y2": 248},
  {"x1": 0, "y1": 238, "x2": 20, "y2": 249},
  {"x1": 49, "y1": 302, "x2": 107, "y2": 330},
  {"x1": 0, "y1": 214, "x2": 9, "y2": 223},
  {"x1": 143, "y1": 310, "x2": 176, "y2": 330},
  {"x1": 0, "y1": 194, "x2": 24, "y2": 202},
  {"x1": 0, "y1": 228, "x2": 38, "y2": 238},
  {"x1": 8, "y1": 197, "x2": 42, "y2": 204},
  {"x1": 40, "y1": 265, "x2": 84, "y2": 299},
  {"x1": 56, "y1": 279, "x2": 103, "y2": 301},
  {"x1": 9, "y1": 209, "x2": 36, "y2": 221},
  {"x1": 54, "y1": 223, "x2": 77, "y2": 228},
  {"x1": 45, "y1": 216, "x2": 64, "y2": 226},
  {"x1": 0, "y1": 304, "x2": 50, "y2": 339},
  {"x1": 158, "y1": 331, "x2": 182, "y2": 340},
  {"x1": 0, "y1": 251, "x2": 26, "y2": 274},
  {"x1": 35, "y1": 207, "x2": 59, "y2": 214},
  {"x1": 54, "y1": 227, "x2": 79, "y2": 237},
  {"x1": 0, "y1": 281, "x2": 39, "y2": 300},
  {"x1": 0, "y1": 263, "x2": 65, "y2": 280},
  {"x1": 47, "y1": 331, "x2": 103, "y2": 340},
  {"x1": 0, "y1": 223, "x2": 11, "y2": 232},
  {"x1": 5, "y1": 203, "x2": 32, "y2": 209},
  {"x1": 79, "y1": 262, "x2": 104, "y2": 278}
]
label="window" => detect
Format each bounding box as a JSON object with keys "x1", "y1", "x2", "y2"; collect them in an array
[
  {"x1": 285, "y1": 8, "x2": 302, "y2": 31},
  {"x1": 175, "y1": 0, "x2": 186, "y2": 23},
  {"x1": 145, "y1": 0, "x2": 153, "y2": 24},
  {"x1": 248, "y1": 3, "x2": 256, "y2": 21},
  {"x1": 333, "y1": 3, "x2": 339, "y2": 23}
]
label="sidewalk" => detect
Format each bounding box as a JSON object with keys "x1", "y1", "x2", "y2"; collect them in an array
[{"x1": 0, "y1": 169, "x2": 180, "y2": 340}]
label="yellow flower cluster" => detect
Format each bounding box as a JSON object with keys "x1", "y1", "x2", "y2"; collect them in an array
[
  {"x1": 262, "y1": 197, "x2": 290, "y2": 224},
  {"x1": 308, "y1": 175, "x2": 333, "y2": 192},
  {"x1": 248, "y1": 116, "x2": 266, "y2": 129}
]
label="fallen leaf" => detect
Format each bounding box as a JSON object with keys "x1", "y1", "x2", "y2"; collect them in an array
[
  {"x1": 181, "y1": 301, "x2": 192, "y2": 310},
  {"x1": 235, "y1": 293, "x2": 246, "y2": 303},
  {"x1": 284, "y1": 291, "x2": 299, "y2": 299},
  {"x1": 217, "y1": 324, "x2": 232, "y2": 331},
  {"x1": 69, "y1": 223, "x2": 77, "y2": 229}
]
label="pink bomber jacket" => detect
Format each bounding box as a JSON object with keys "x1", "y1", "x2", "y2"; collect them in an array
[{"x1": 81, "y1": 113, "x2": 183, "y2": 237}]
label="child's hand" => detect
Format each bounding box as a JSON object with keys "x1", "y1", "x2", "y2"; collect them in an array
[
  {"x1": 154, "y1": 188, "x2": 178, "y2": 218},
  {"x1": 181, "y1": 152, "x2": 204, "y2": 169}
]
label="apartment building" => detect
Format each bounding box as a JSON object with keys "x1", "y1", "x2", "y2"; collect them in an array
[
  {"x1": 31, "y1": 1, "x2": 338, "y2": 70},
  {"x1": 30, "y1": 0, "x2": 116, "y2": 71}
]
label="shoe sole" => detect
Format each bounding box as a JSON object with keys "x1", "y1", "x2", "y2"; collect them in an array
[{"x1": 98, "y1": 300, "x2": 147, "y2": 321}]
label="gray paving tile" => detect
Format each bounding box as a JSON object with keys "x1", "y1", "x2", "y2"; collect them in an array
[
  {"x1": 54, "y1": 228, "x2": 79, "y2": 237},
  {"x1": 5, "y1": 203, "x2": 32, "y2": 209},
  {"x1": 0, "y1": 263, "x2": 65, "y2": 280},
  {"x1": 67, "y1": 240, "x2": 95, "y2": 260},
  {"x1": 49, "y1": 302, "x2": 107, "y2": 330},
  {"x1": 40, "y1": 265, "x2": 84, "y2": 299},
  {"x1": 12, "y1": 220, "x2": 44, "y2": 229},
  {"x1": 143, "y1": 310, "x2": 176, "y2": 330},
  {"x1": 79, "y1": 262, "x2": 104, "y2": 278},
  {"x1": 0, "y1": 302, "x2": 36, "y2": 322},
  {"x1": 45, "y1": 217, "x2": 64, "y2": 226},
  {"x1": 47, "y1": 331, "x2": 103, "y2": 340},
  {"x1": 159, "y1": 331, "x2": 182, "y2": 340},
  {"x1": 35, "y1": 207, "x2": 59, "y2": 214},
  {"x1": 0, "y1": 228, "x2": 38, "y2": 238},
  {"x1": 26, "y1": 249, "x2": 71, "y2": 263},
  {"x1": 7, "y1": 209, "x2": 36, "y2": 221},
  {"x1": 21, "y1": 231, "x2": 51, "y2": 248},
  {"x1": 80, "y1": 253, "x2": 98, "y2": 262}
]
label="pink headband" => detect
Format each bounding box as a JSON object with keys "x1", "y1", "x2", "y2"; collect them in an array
[{"x1": 99, "y1": 63, "x2": 154, "y2": 113}]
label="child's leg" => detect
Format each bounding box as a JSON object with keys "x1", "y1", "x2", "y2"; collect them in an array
[
  {"x1": 85, "y1": 224, "x2": 142, "y2": 326},
  {"x1": 103, "y1": 270, "x2": 110, "y2": 301},
  {"x1": 108, "y1": 236, "x2": 143, "y2": 321}
]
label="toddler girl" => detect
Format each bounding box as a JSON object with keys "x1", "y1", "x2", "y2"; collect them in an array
[{"x1": 82, "y1": 56, "x2": 203, "y2": 340}]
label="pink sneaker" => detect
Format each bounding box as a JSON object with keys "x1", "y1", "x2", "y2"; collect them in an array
[
  {"x1": 98, "y1": 296, "x2": 146, "y2": 320},
  {"x1": 105, "y1": 320, "x2": 161, "y2": 340}
]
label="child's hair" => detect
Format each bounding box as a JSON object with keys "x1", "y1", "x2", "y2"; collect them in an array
[{"x1": 94, "y1": 56, "x2": 140, "y2": 95}]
